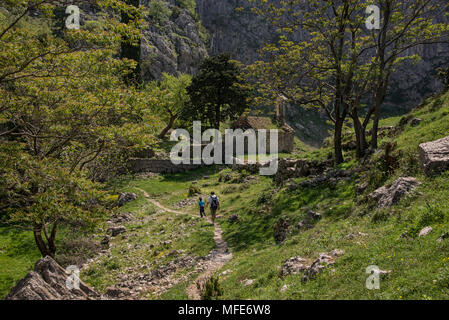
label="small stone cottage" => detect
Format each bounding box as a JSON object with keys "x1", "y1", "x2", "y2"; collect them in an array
[{"x1": 231, "y1": 115, "x2": 295, "y2": 153}]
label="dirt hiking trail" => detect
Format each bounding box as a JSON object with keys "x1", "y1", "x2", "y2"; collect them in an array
[{"x1": 136, "y1": 188, "x2": 233, "y2": 300}]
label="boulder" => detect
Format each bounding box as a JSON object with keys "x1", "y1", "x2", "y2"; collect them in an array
[
  {"x1": 110, "y1": 212, "x2": 133, "y2": 224},
  {"x1": 281, "y1": 257, "x2": 308, "y2": 276},
  {"x1": 307, "y1": 210, "x2": 322, "y2": 220},
  {"x1": 410, "y1": 118, "x2": 423, "y2": 127},
  {"x1": 368, "y1": 177, "x2": 421, "y2": 208},
  {"x1": 302, "y1": 254, "x2": 335, "y2": 282},
  {"x1": 117, "y1": 192, "x2": 137, "y2": 207},
  {"x1": 273, "y1": 216, "x2": 290, "y2": 243},
  {"x1": 281, "y1": 249, "x2": 344, "y2": 280},
  {"x1": 228, "y1": 214, "x2": 239, "y2": 223},
  {"x1": 107, "y1": 226, "x2": 127, "y2": 237},
  {"x1": 418, "y1": 226, "x2": 433, "y2": 237},
  {"x1": 5, "y1": 256, "x2": 99, "y2": 300},
  {"x1": 329, "y1": 249, "x2": 345, "y2": 257},
  {"x1": 243, "y1": 279, "x2": 255, "y2": 286},
  {"x1": 437, "y1": 232, "x2": 449, "y2": 243},
  {"x1": 419, "y1": 136, "x2": 449, "y2": 175},
  {"x1": 105, "y1": 286, "x2": 131, "y2": 298},
  {"x1": 101, "y1": 235, "x2": 110, "y2": 247},
  {"x1": 297, "y1": 220, "x2": 313, "y2": 231}
]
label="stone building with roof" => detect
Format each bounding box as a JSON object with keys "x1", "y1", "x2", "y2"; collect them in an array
[{"x1": 231, "y1": 115, "x2": 295, "y2": 153}]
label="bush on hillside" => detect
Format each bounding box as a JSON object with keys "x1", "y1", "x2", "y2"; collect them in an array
[
  {"x1": 199, "y1": 276, "x2": 223, "y2": 300},
  {"x1": 188, "y1": 184, "x2": 201, "y2": 197}
]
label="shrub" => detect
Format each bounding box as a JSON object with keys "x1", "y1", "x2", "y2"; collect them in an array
[
  {"x1": 188, "y1": 184, "x2": 201, "y2": 197},
  {"x1": 199, "y1": 276, "x2": 223, "y2": 300},
  {"x1": 408, "y1": 202, "x2": 447, "y2": 237},
  {"x1": 371, "y1": 209, "x2": 391, "y2": 223},
  {"x1": 149, "y1": 0, "x2": 172, "y2": 25},
  {"x1": 257, "y1": 191, "x2": 272, "y2": 205},
  {"x1": 175, "y1": 0, "x2": 196, "y2": 15},
  {"x1": 84, "y1": 20, "x2": 103, "y2": 32},
  {"x1": 378, "y1": 141, "x2": 400, "y2": 176},
  {"x1": 399, "y1": 147, "x2": 420, "y2": 176},
  {"x1": 222, "y1": 185, "x2": 238, "y2": 194}
]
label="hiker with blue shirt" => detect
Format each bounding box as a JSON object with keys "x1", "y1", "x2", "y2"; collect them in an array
[
  {"x1": 207, "y1": 191, "x2": 220, "y2": 225},
  {"x1": 198, "y1": 197, "x2": 206, "y2": 218}
]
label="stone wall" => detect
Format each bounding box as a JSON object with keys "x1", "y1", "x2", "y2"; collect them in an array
[{"x1": 128, "y1": 159, "x2": 208, "y2": 174}]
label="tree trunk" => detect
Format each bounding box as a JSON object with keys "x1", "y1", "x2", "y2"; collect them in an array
[
  {"x1": 215, "y1": 104, "x2": 221, "y2": 130},
  {"x1": 351, "y1": 111, "x2": 367, "y2": 159},
  {"x1": 334, "y1": 117, "x2": 344, "y2": 165},
  {"x1": 47, "y1": 222, "x2": 57, "y2": 257},
  {"x1": 33, "y1": 224, "x2": 51, "y2": 257},
  {"x1": 371, "y1": 85, "x2": 385, "y2": 150},
  {"x1": 158, "y1": 115, "x2": 177, "y2": 139},
  {"x1": 33, "y1": 222, "x2": 57, "y2": 258}
]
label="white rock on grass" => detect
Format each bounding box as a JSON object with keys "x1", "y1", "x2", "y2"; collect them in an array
[
  {"x1": 243, "y1": 279, "x2": 255, "y2": 286},
  {"x1": 418, "y1": 226, "x2": 433, "y2": 237}
]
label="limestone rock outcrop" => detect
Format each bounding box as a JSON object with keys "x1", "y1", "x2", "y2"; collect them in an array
[
  {"x1": 5, "y1": 256, "x2": 99, "y2": 300},
  {"x1": 281, "y1": 249, "x2": 344, "y2": 281},
  {"x1": 117, "y1": 192, "x2": 137, "y2": 207},
  {"x1": 419, "y1": 136, "x2": 449, "y2": 176},
  {"x1": 368, "y1": 177, "x2": 421, "y2": 208}
]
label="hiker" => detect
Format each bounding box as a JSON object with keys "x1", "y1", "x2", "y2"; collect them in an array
[
  {"x1": 198, "y1": 197, "x2": 206, "y2": 218},
  {"x1": 207, "y1": 191, "x2": 220, "y2": 225}
]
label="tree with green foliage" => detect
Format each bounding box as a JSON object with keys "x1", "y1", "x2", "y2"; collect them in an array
[
  {"x1": 249, "y1": 0, "x2": 373, "y2": 163},
  {"x1": 146, "y1": 73, "x2": 192, "y2": 139},
  {"x1": 182, "y1": 54, "x2": 252, "y2": 130},
  {"x1": 365, "y1": 0, "x2": 449, "y2": 151},
  {"x1": 0, "y1": 0, "x2": 157, "y2": 257},
  {"x1": 148, "y1": 0, "x2": 172, "y2": 25},
  {"x1": 249, "y1": 0, "x2": 449, "y2": 163},
  {"x1": 121, "y1": 0, "x2": 143, "y2": 84}
]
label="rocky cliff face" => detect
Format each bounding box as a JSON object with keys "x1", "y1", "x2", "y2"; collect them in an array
[
  {"x1": 139, "y1": 0, "x2": 208, "y2": 81},
  {"x1": 385, "y1": 43, "x2": 449, "y2": 115},
  {"x1": 140, "y1": 0, "x2": 448, "y2": 143},
  {"x1": 195, "y1": 0, "x2": 278, "y2": 65}
]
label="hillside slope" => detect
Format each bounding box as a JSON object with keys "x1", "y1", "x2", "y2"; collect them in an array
[
  {"x1": 2, "y1": 90, "x2": 449, "y2": 300},
  {"x1": 87, "y1": 89, "x2": 449, "y2": 300},
  {"x1": 212, "y1": 89, "x2": 449, "y2": 299}
]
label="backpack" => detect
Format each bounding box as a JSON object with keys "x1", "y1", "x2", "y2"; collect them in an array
[{"x1": 210, "y1": 196, "x2": 219, "y2": 210}]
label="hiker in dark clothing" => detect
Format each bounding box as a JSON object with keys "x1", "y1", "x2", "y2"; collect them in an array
[
  {"x1": 207, "y1": 191, "x2": 220, "y2": 225},
  {"x1": 198, "y1": 197, "x2": 205, "y2": 218}
]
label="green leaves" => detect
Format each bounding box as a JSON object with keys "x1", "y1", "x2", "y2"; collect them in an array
[
  {"x1": 182, "y1": 54, "x2": 253, "y2": 130},
  {"x1": 0, "y1": 1, "x2": 159, "y2": 253}
]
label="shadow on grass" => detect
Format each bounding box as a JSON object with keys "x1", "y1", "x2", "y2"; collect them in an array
[
  {"x1": 222, "y1": 180, "x2": 355, "y2": 252},
  {"x1": 222, "y1": 212, "x2": 275, "y2": 252},
  {"x1": 159, "y1": 165, "x2": 223, "y2": 183}
]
